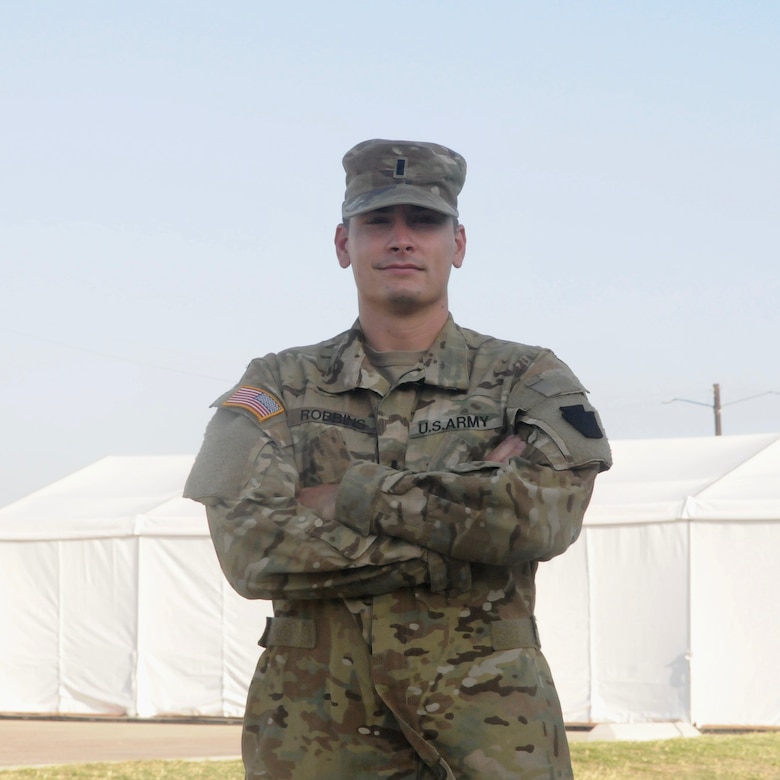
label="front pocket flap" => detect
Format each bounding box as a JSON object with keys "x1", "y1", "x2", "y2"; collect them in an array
[
  {"x1": 491, "y1": 618, "x2": 541, "y2": 650},
  {"x1": 259, "y1": 616, "x2": 316, "y2": 649}
]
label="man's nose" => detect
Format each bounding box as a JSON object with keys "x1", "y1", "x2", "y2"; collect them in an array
[{"x1": 388, "y1": 218, "x2": 415, "y2": 252}]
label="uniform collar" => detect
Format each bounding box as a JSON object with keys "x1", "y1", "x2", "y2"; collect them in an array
[{"x1": 318, "y1": 315, "x2": 470, "y2": 393}]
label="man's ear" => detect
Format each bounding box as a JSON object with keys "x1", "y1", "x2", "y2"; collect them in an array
[
  {"x1": 452, "y1": 223, "x2": 466, "y2": 269},
  {"x1": 334, "y1": 223, "x2": 351, "y2": 269}
]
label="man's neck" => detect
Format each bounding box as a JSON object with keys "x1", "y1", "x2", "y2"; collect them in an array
[{"x1": 358, "y1": 305, "x2": 450, "y2": 352}]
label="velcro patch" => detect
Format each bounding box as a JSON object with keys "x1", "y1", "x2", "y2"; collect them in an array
[
  {"x1": 222, "y1": 386, "x2": 284, "y2": 423},
  {"x1": 560, "y1": 404, "x2": 603, "y2": 439}
]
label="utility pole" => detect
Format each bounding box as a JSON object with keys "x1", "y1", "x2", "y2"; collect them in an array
[
  {"x1": 713, "y1": 383, "x2": 722, "y2": 436},
  {"x1": 664, "y1": 386, "x2": 779, "y2": 435}
]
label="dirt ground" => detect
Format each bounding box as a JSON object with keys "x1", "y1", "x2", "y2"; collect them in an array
[
  {"x1": 0, "y1": 717, "x2": 243, "y2": 769},
  {"x1": 0, "y1": 716, "x2": 595, "y2": 770}
]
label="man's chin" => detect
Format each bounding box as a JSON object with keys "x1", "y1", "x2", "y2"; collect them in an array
[{"x1": 386, "y1": 294, "x2": 425, "y2": 314}]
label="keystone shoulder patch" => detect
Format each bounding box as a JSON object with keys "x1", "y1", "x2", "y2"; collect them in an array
[{"x1": 560, "y1": 404, "x2": 603, "y2": 439}]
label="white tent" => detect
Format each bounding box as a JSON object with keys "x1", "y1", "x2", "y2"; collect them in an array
[
  {"x1": 0, "y1": 455, "x2": 270, "y2": 718},
  {"x1": 536, "y1": 431, "x2": 780, "y2": 728},
  {"x1": 1, "y1": 434, "x2": 779, "y2": 726}
]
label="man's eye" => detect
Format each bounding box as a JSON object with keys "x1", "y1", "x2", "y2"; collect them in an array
[{"x1": 412, "y1": 213, "x2": 443, "y2": 225}]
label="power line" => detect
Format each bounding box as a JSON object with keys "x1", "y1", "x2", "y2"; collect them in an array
[
  {"x1": 2, "y1": 326, "x2": 229, "y2": 383},
  {"x1": 663, "y1": 385, "x2": 780, "y2": 436}
]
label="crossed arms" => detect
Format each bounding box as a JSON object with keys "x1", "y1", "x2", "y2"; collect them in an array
[{"x1": 188, "y1": 408, "x2": 597, "y2": 601}]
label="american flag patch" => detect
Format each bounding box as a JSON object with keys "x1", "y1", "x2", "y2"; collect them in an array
[{"x1": 223, "y1": 386, "x2": 284, "y2": 423}]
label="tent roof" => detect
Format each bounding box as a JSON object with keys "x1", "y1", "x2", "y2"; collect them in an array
[
  {"x1": 0, "y1": 455, "x2": 199, "y2": 541},
  {"x1": 588, "y1": 432, "x2": 780, "y2": 524},
  {"x1": 2, "y1": 433, "x2": 780, "y2": 541}
]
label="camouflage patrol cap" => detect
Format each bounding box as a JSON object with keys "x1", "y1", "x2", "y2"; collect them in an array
[{"x1": 341, "y1": 139, "x2": 467, "y2": 219}]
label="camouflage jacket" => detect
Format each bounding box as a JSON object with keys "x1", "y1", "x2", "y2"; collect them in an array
[
  {"x1": 185, "y1": 316, "x2": 610, "y2": 604},
  {"x1": 184, "y1": 316, "x2": 611, "y2": 778}
]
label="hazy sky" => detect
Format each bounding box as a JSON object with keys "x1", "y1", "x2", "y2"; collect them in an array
[{"x1": 2, "y1": 1, "x2": 779, "y2": 506}]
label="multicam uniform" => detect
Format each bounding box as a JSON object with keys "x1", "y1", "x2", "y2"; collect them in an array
[{"x1": 185, "y1": 316, "x2": 611, "y2": 780}]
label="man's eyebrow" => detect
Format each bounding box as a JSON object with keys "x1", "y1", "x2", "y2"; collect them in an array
[
  {"x1": 361, "y1": 205, "x2": 444, "y2": 219},
  {"x1": 410, "y1": 207, "x2": 447, "y2": 218}
]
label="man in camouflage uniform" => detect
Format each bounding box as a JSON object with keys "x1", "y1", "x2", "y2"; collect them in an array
[{"x1": 185, "y1": 139, "x2": 611, "y2": 779}]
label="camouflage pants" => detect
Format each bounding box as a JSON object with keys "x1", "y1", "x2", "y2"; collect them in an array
[{"x1": 240, "y1": 595, "x2": 573, "y2": 779}]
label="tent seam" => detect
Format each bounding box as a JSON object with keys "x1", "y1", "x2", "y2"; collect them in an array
[{"x1": 689, "y1": 433, "x2": 780, "y2": 498}]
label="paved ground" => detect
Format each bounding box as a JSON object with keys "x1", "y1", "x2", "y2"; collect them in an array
[
  {"x1": 0, "y1": 717, "x2": 243, "y2": 770},
  {"x1": 0, "y1": 716, "x2": 595, "y2": 770}
]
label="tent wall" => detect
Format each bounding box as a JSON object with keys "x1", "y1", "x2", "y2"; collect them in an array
[
  {"x1": 134, "y1": 534, "x2": 268, "y2": 718},
  {"x1": 537, "y1": 521, "x2": 692, "y2": 724},
  {"x1": 0, "y1": 533, "x2": 269, "y2": 718},
  {"x1": 536, "y1": 516, "x2": 780, "y2": 728},
  {"x1": 58, "y1": 538, "x2": 138, "y2": 714},
  {"x1": 533, "y1": 538, "x2": 591, "y2": 723},
  {"x1": 1, "y1": 440, "x2": 779, "y2": 725},
  {"x1": 690, "y1": 520, "x2": 780, "y2": 727},
  {"x1": 587, "y1": 521, "x2": 690, "y2": 723},
  {"x1": 1, "y1": 541, "x2": 61, "y2": 712},
  {"x1": 2, "y1": 518, "x2": 778, "y2": 725}
]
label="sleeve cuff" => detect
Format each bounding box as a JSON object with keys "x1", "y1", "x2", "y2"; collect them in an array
[{"x1": 336, "y1": 461, "x2": 395, "y2": 536}]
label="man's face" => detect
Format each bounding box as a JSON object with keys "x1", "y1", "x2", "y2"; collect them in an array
[{"x1": 334, "y1": 204, "x2": 466, "y2": 316}]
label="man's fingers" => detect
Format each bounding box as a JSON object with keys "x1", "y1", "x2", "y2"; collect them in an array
[
  {"x1": 486, "y1": 435, "x2": 526, "y2": 463},
  {"x1": 298, "y1": 484, "x2": 339, "y2": 522}
]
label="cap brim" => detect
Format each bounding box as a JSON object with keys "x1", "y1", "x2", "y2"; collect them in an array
[{"x1": 342, "y1": 184, "x2": 458, "y2": 219}]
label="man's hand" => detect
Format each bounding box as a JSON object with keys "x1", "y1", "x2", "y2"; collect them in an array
[
  {"x1": 486, "y1": 434, "x2": 526, "y2": 463},
  {"x1": 298, "y1": 484, "x2": 339, "y2": 523}
]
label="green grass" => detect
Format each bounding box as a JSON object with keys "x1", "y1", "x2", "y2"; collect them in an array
[
  {"x1": 571, "y1": 732, "x2": 780, "y2": 780},
  {"x1": 1, "y1": 733, "x2": 778, "y2": 779},
  {"x1": 0, "y1": 762, "x2": 243, "y2": 780}
]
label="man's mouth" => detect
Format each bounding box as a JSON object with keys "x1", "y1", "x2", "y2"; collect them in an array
[{"x1": 381, "y1": 262, "x2": 422, "y2": 271}]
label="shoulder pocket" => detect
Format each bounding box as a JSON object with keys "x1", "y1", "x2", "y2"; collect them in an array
[{"x1": 508, "y1": 373, "x2": 611, "y2": 471}]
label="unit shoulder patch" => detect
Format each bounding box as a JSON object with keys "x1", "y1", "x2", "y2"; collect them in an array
[
  {"x1": 222, "y1": 385, "x2": 285, "y2": 423},
  {"x1": 560, "y1": 404, "x2": 603, "y2": 439}
]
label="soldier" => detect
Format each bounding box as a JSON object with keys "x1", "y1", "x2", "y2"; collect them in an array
[{"x1": 185, "y1": 139, "x2": 612, "y2": 779}]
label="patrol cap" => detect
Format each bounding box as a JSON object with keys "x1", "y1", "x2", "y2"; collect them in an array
[{"x1": 341, "y1": 139, "x2": 467, "y2": 219}]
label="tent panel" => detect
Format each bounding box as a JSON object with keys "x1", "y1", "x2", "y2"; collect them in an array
[
  {"x1": 136, "y1": 536, "x2": 226, "y2": 717},
  {"x1": 58, "y1": 538, "x2": 137, "y2": 715},
  {"x1": 691, "y1": 521, "x2": 780, "y2": 726},
  {"x1": 534, "y1": 537, "x2": 591, "y2": 722},
  {"x1": 0, "y1": 542, "x2": 60, "y2": 712},
  {"x1": 588, "y1": 523, "x2": 690, "y2": 723},
  {"x1": 222, "y1": 581, "x2": 274, "y2": 717}
]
